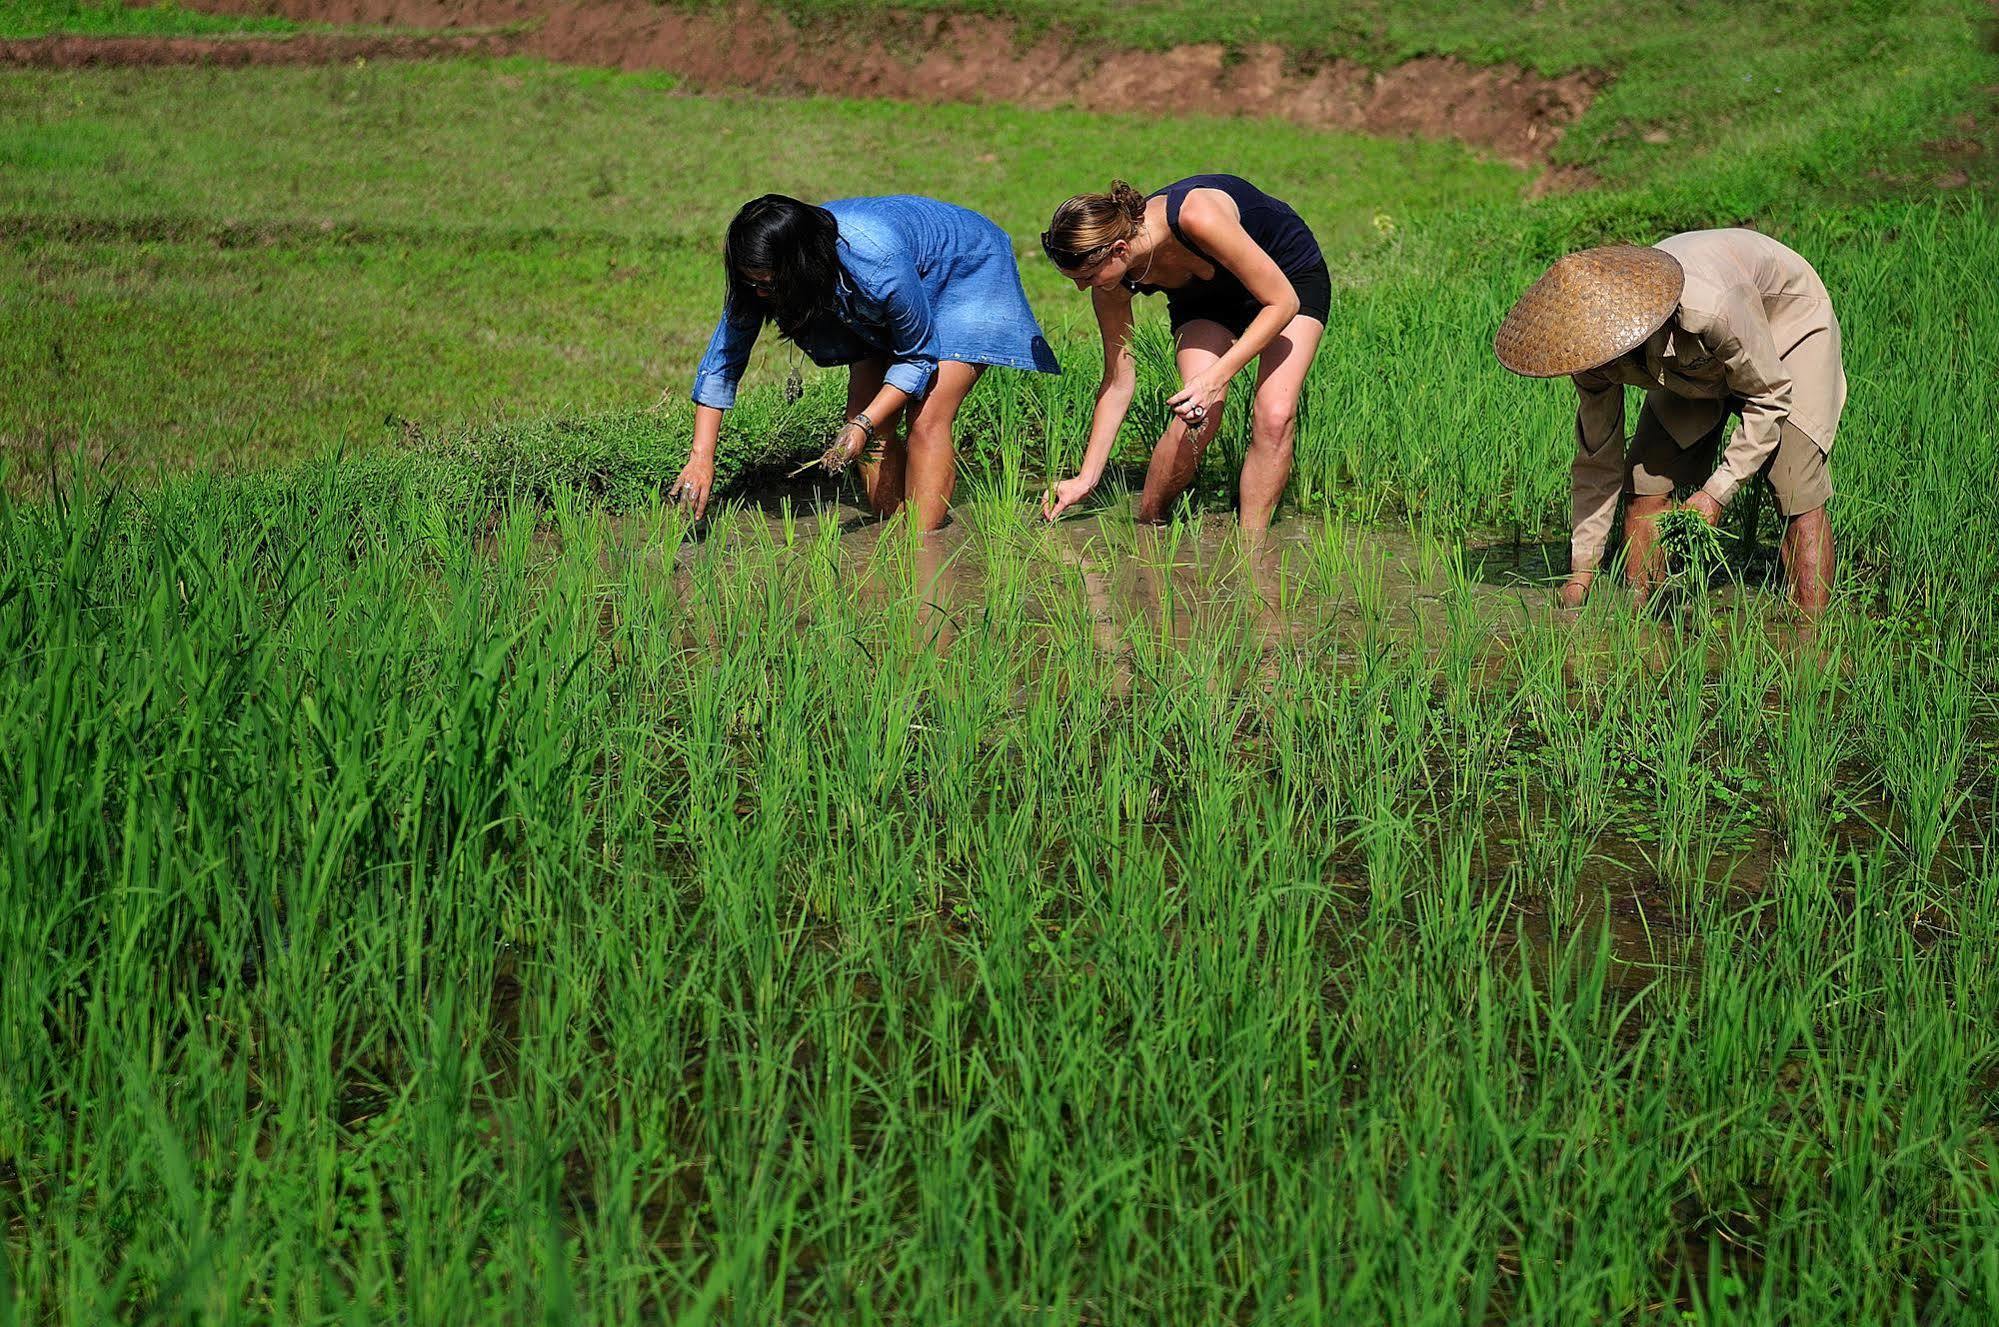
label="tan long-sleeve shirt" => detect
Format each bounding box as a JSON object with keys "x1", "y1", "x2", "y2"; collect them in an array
[{"x1": 1569, "y1": 229, "x2": 1846, "y2": 568}]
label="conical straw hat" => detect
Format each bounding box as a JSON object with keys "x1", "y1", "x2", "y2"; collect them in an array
[{"x1": 1493, "y1": 245, "x2": 1685, "y2": 378}]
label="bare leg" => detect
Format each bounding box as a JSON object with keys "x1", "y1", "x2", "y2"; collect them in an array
[
  {"x1": 1780, "y1": 506, "x2": 1834, "y2": 617},
  {"x1": 1622, "y1": 493, "x2": 1672, "y2": 604},
  {"x1": 1136, "y1": 320, "x2": 1235, "y2": 524},
  {"x1": 1239, "y1": 315, "x2": 1325, "y2": 535},
  {"x1": 901, "y1": 360, "x2": 985, "y2": 533},
  {"x1": 846, "y1": 358, "x2": 905, "y2": 517}
]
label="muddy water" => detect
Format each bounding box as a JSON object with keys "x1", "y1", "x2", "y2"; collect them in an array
[
  {"x1": 663, "y1": 496, "x2": 1560, "y2": 659},
  {"x1": 557, "y1": 493, "x2": 1917, "y2": 980}
]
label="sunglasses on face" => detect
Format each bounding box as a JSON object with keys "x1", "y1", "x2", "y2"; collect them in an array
[{"x1": 1040, "y1": 232, "x2": 1113, "y2": 272}]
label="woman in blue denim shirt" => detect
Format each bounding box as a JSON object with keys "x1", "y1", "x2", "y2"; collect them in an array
[{"x1": 672, "y1": 194, "x2": 1060, "y2": 531}]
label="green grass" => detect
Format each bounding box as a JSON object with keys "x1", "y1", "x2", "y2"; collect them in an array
[
  {"x1": 0, "y1": 0, "x2": 301, "y2": 37},
  {"x1": 0, "y1": 59, "x2": 1526, "y2": 469}
]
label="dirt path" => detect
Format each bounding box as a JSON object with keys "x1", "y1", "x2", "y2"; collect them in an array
[
  {"x1": 45, "y1": 0, "x2": 1602, "y2": 168},
  {"x1": 1, "y1": 30, "x2": 516, "y2": 67}
]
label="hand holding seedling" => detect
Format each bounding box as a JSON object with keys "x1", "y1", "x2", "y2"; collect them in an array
[
  {"x1": 1042, "y1": 472, "x2": 1098, "y2": 522},
  {"x1": 1680, "y1": 490, "x2": 1724, "y2": 526},
  {"x1": 1166, "y1": 368, "x2": 1227, "y2": 429},
  {"x1": 1653, "y1": 503, "x2": 1728, "y2": 593},
  {"x1": 815, "y1": 415, "x2": 879, "y2": 475},
  {"x1": 1558, "y1": 572, "x2": 1593, "y2": 610}
]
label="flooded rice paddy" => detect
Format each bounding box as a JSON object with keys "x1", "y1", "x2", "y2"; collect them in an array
[
  {"x1": 545, "y1": 487, "x2": 1939, "y2": 984},
  {"x1": 7, "y1": 479, "x2": 1996, "y2": 1322}
]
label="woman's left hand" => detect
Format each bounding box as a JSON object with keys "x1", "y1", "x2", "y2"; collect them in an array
[
  {"x1": 818, "y1": 420, "x2": 871, "y2": 474},
  {"x1": 1167, "y1": 370, "x2": 1228, "y2": 430}
]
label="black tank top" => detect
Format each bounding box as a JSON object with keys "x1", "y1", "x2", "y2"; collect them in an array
[{"x1": 1124, "y1": 174, "x2": 1323, "y2": 302}]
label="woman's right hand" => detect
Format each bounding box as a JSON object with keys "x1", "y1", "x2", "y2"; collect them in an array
[
  {"x1": 671, "y1": 456, "x2": 716, "y2": 520},
  {"x1": 1558, "y1": 572, "x2": 1593, "y2": 611},
  {"x1": 1042, "y1": 473, "x2": 1098, "y2": 522}
]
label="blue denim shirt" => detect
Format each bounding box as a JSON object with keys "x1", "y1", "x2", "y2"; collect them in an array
[{"x1": 691, "y1": 196, "x2": 1058, "y2": 410}]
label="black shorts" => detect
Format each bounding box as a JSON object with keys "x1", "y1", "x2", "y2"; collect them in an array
[{"x1": 1166, "y1": 261, "x2": 1332, "y2": 338}]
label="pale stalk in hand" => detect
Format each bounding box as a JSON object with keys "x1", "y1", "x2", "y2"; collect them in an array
[
  {"x1": 1043, "y1": 470, "x2": 1100, "y2": 521},
  {"x1": 817, "y1": 418, "x2": 875, "y2": 474}
]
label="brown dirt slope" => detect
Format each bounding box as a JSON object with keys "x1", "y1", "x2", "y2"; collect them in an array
[{"x1": 161, "y1": 0, "x2": 1603, "y2": 166}]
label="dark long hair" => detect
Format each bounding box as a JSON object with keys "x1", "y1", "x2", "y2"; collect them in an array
[{"x1": 723, "y1": 194, "x2": 841, "y2": 341}]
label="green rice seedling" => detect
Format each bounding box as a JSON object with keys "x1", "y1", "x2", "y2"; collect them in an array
[
  {"x1": 1862, "y1": 630, "x2": 1979, "y2": 886},
  {"x1": 1765, "y1": 632, "x2": 1853, "y2": 854},
  {"x1": 1652, "y1": 504, "x2": 1729, "y2": 613},
  {"x1": 1632, "y1": 643, "x2": 1721, "y2": 897}
]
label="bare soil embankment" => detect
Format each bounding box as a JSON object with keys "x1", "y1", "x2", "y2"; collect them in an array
[{"x1": 154, "y1": 0, "x2": 1603, "y2": 168}]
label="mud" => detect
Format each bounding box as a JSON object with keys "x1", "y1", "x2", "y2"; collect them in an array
[
  {"x1": 665, "y1": 498, "x2": 1548, "y2": 662},
  {"x1": 156, "y1": 0, "x2": 1602, "y2": 168},
  {"x1": 0, "y1": 30, "x2": 516, "y2": 68}
]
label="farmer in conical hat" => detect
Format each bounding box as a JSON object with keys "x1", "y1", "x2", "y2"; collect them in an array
[
  {"x1": 1495, "y1": 230, "x2": 1845, "y2": 615},
  {"x1": 672, "y1": 194, "x2": 1060, "y2": 532}
]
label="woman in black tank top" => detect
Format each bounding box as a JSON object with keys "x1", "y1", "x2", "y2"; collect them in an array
[{"x1": 1038, "y1": 176, "x2": 1330, "y2": 532}]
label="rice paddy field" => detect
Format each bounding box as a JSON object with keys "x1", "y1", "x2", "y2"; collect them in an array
[{"x1": 4, "y1": 0, "x2": 1999, "y2": 1321}]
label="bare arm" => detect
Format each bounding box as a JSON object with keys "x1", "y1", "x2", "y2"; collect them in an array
[
  {"x1": 1043, "y1": 286, "x2": 1138, "y2": 518},
  {"x1": 689, "y1": 404, "x2": 724, "y2": 466},
  {"x1": 676, "y1": 299, "x2": 763, "y2": 518},
  {"x1": 1164, "y1": 189, "x2": 1302, "y2": 420},
  {"x1": 671, "y1": 404, "x2": 728, "y2": 519},
  {"x1": 1075, "y1": 286, "x2": 1141, "y2": 482}
]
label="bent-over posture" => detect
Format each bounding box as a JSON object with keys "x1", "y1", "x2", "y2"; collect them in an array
[
  {"x1": 1495, "y1": 229, "x2": 1845, "y2": 615},
  {"x1": 673, "y1": 194, "x2": 1060, "y2": 532},
  {"x1": 1039, "y1": 175, "x2": 1329, "y2": 533}
]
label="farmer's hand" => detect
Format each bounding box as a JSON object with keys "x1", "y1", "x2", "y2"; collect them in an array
[
  {"x1": 671, "y1": 456, "x2": 715, "y2": 520},
  {"x1": 1682, "y1": 491, "x2": 1725, "y2": 526},
  {"x1": 1166, "y1": 369, "x2": 1227, "y2": 431},
  {"x1": 1043, "y1": 473, "x2": 1098, "y2": 522},
  {"x1": 1558, "y1": 572, "x2": 1593, "y2": 611},
  {"x1": 818, "y1": 419, "x2": 872, "y2": 474}
]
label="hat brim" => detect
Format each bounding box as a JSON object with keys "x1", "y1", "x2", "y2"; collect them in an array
[{"x1": 1494, "y1": 246, "x2": 1685, "y2": 378}]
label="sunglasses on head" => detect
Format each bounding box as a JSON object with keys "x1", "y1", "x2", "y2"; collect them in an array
[{"x1": 1040, "y1": 232, "x2": 1112, "y2": 270}]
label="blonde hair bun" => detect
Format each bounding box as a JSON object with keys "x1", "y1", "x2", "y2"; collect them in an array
[{"x1": 1044, "y1": 180, "x2": 1147, "y2": 267}]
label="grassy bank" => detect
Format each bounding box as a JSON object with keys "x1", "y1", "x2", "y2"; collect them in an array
[
  {"x1": 0, "y1": 59, "x2": 1524, "y2": 469},
  {"x1": 0, "y1": 0, "x2": 302, "y2": 36},
  {"x1": 747, "y1": 0, "x2": 1997, "y2": 178}
]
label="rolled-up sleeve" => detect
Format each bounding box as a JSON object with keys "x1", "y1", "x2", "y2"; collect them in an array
[
  {"x1": 855, "y1": 248, "x2": 939, "y2": 399},
  {"x1": 690, "y1": 297, "x2": 761, "y2": 410},
  {"x1": 1570, "y1": 370, "x2": 1626, "y2": 571},
  {"x1": 1692, "y1": 285, "x2": 1793, "y2": 507}
]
